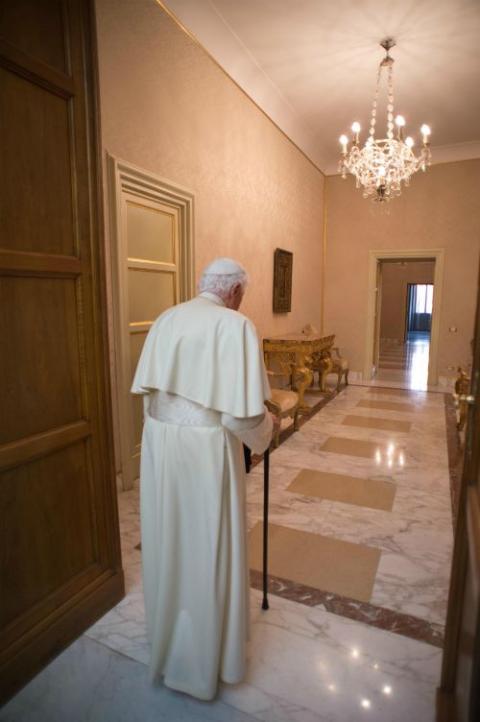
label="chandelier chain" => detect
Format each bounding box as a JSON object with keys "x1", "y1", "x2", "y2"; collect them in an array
[{"x1": 387, "y1": 65, "x2": 394, "y2": 139}]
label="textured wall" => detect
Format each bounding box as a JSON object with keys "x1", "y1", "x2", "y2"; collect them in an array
[
  {"x1": 380, "y1": 261, "x2": 435, "y2": 341},
  {"x1": 95, "y1": 0, "x2": 324, "y2": 340},
  {"x1": 325, "y1": 159, "x2": 480, "y2": 380}
]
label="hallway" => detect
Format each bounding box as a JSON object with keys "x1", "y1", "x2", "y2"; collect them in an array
[
  {"x1": 375, "y1": 334, "x2": 431, "y2": 391},
  {"x1": 1, "y1": 384, "x2": 454, "y2": 722}
]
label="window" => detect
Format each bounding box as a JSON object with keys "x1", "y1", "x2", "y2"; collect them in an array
[{"x1": 415, "y1": 284, "x2": 433, "y2": 314}]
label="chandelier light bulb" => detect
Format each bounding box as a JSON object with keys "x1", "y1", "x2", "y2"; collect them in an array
[
  {"x1": 395, "y1": 115, "x2": 405, "y2": 127},
  {"x1": 405, "y1": 136, "x2": 414, "y2": 148},
  {"x1": 351, "y1": 121, "x2": 361, "y2": 133},
  {"x1": 339, "y1": 134, "x2": 348, "y2": 145},
  {"x1": 420, "y1": 124, "x2": 431, "y2": 144},
  {"x1": 378, "y1": 165, "x2": 386, "y2": 177}
]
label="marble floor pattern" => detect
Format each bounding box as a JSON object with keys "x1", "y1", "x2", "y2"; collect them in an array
[
  {"x1": 247, "y1": 385, "x2": 453, "y2": 629},
  {"x1": 2, "y1": 384, "x2": 452, "y2": 722}
]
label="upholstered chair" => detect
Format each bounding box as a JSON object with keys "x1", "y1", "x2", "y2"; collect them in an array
[
  {"x1": 263, "y1": 350, "x2": 302, "y2": 447},
  {"x1": 265, "y1": 378, "x2": 300, "y2": 447}
]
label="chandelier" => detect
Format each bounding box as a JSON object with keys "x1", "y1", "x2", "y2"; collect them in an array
[{"x1": 338, "y1": 39, "x2": 432, "y2": 202}]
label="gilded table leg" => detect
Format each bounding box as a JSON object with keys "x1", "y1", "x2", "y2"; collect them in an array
[
  {"x1": 320, "y1": 354, "x2": 334, "y2": 392},
  {"x1": 293, "y1": 352, "x2": 314, "y2": 410}
]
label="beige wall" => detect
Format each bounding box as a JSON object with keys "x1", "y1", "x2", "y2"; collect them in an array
[
  {"x1": 94, "y1": 0, "x2": 325, "y2": 478},
  {"x1": 95, "y1": 0, "x2": 324, "y2": 340},
  {"x1": 325, "y1": 160, "x2": 480, "y2": 381},
  {"x1": 380, "y1": 261, "x2": 435, "y2": 341}
]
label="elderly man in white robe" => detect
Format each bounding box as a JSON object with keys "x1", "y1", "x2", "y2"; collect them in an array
[{"x1": 131, "y1": 257, "x2": 274, "y2": 701}]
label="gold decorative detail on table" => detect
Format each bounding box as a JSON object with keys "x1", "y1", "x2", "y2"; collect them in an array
[
  {"x1": 263, "y1": 333, "x2": 335, "y2": 409},
  {"x1": 312, "y1": 345, "x2": 349, "y2": 392}
]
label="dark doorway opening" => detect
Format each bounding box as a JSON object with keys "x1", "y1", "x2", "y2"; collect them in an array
[{"x1": 405, "y1": 283, "x2": 434, "y2": 341}]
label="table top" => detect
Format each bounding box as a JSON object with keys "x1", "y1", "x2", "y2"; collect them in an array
[{"x1": 265, "y1": 332, "x2": 334, "y2": 342}]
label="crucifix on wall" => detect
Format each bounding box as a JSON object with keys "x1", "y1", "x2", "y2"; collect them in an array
[{"x1": 273, "y1": 248, "x2": 293, "y2": 313}]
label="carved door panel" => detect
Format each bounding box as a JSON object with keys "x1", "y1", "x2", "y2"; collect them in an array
[
  {"x1": 0, "y1": 0, "x2": 123, "y2": 703},
  {"x1": 438, "y1": 260, "x2": 480, "y2": 721}
]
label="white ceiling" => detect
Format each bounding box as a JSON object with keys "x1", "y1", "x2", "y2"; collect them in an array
[{"x1": 160, "y1": 0, "x2": 480, "y2": 174}]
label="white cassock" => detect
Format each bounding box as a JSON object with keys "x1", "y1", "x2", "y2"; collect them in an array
[{"x1": 131, "y1": 292, "x2": 272, "y2": 700}]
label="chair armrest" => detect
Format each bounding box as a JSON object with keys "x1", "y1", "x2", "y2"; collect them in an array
[{"x1": 265, "y1": 398, "x2": 281, "y2": 415}]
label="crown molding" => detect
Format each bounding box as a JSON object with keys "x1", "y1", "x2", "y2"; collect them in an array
[
  {"x1": 160, "y1": 1, "x2": 480, "y2": 178},
  {"x1": 427, "y1": 141, "x2": 480, "y2": 166},
  {"x1": 159, "y1": 0, "x2": 327, "y2": 171}
]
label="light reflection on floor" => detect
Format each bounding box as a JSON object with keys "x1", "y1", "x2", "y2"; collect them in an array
[{"x1": 375, "y1": 333, "x2": 431, "y2": 391}]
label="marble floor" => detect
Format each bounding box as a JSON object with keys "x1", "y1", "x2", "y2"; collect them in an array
[
  {"x1": 374, "y1": 336, "x2": 431, "y2": 390},
  {"x1": 2, "y1": 383, "x2": 453, "y2": 722},
  {"x1": 248, "y1": 384, "x2": 452, "y2": 641}
]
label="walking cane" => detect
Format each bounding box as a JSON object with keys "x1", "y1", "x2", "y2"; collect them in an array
[{"x1": 262, "y1": 448, "x2": 270, "y2": 610}]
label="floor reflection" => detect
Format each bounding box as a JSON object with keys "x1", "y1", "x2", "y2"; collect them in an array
[{"x1": 375, "y1": 333, "x2": 430, "y2": 391}]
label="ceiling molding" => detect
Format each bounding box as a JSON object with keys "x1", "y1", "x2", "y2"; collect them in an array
[
  {"x1": 161, "y1": 1, "x2": 480, "y2": 177},
  {"x1": 427, "y1": 141, "x2": 480, "y2": 167},
  {"x1": 160, "y1": 0, "x2": 327, "y2": 169}
]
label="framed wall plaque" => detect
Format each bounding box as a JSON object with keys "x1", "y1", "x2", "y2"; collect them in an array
[{"x1": 273, "y1": 248, "x2": 293, "y2": 313}]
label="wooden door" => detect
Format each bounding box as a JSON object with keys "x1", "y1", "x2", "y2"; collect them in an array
[
  {"x1": 0, "y1": 0, "x2": 123, "y2": 703},
  {"x1": 109, "y1": 158, "x2": 195, "y2": 490},
  {"x1": 438, "y1": 261, "x2": 480, "y2": 721}
]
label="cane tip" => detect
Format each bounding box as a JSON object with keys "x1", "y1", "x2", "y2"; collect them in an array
[{"x1": 262, "y1": 598, "x2": 269, "y2": 610}]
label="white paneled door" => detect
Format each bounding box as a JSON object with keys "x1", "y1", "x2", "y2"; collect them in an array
[{"x1": 110, "y1": 158, "x2": 194, "y2": 489}]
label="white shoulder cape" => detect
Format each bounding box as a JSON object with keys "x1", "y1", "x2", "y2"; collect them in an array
[{"x1": 131, "y1": 296, "x2": 271, "y2": 418}]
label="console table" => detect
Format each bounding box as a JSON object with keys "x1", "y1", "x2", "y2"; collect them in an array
[{"x1": 263, "y1": 332, "x2": 335, "y2": 409}]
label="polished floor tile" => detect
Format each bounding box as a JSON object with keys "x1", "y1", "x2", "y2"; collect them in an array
[
  {"x1": 341, "y1": 415, "x2": 411, "y2": 433},
  {"x1": 223, "y1": 590, "x2": 442, "y2": 722},
  {"x1": 0, "y1": 636, "x2": 256, "y2": 722},
  {"x1": 249, "y1": 522, "x2": 381, "y2": 603},
  {"x1": 367, "y1": 387, "x2": 418, "y2": 397},
  {"x1": 357, "y1": 399, "x2": 417, "y2": 413},
  {"x1": 287, "y1": 468, "x2": 396, "y2": 511},
  {"x1": 320, "y1": 436, "x2": 396, "y2": 459}
]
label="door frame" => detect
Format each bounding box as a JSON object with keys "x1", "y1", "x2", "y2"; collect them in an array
[
  {"x1": 107, "y1": 155, "x2": 195, "y2": 490},
  {"x1": 372, "y1": 260, "x2": 383, "y2": 374},
  {"x1": 437, "y1": 260, "x2": 480, "y2": 720},
  {"x1": 363, "y1": 248, "x2": 445, "y2": 385}
]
